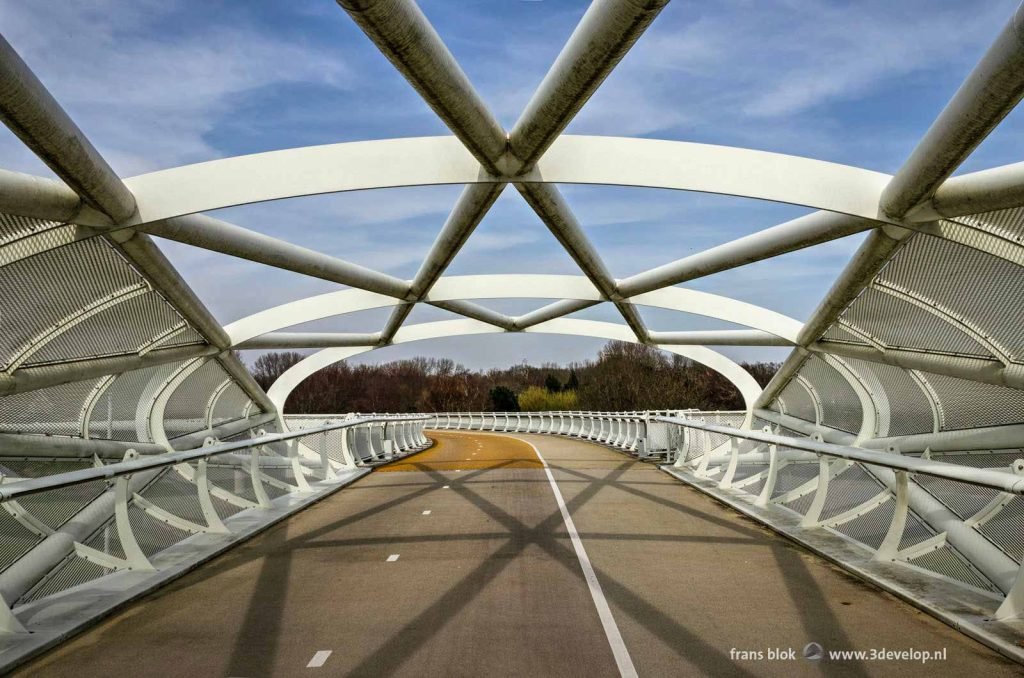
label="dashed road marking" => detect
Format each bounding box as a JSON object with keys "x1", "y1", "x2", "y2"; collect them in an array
[
  {"x1": 525, "y1": 440, "x2": 638, "y2": 678},
  {"x1": 386, "y1": 554, "x2": 400, "y2": 562},
  {"x1": 442, "y1": 485, "x2": 450, "y2": 488},
  {"x1": 422, "y1": 510, "x2": 431, "y2": 515},
  {"x1": 307, "y1": 650, "x2": 332, "y2": 668}
]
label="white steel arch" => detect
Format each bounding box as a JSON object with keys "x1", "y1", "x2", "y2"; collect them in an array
[
  {"x1": 224, "y1": 274, "x2": 804, "y2": 345},
  {"x1": 119, "y1": 136, "x2": 895, "y2": 227},
  {"x1": 266, "y1": 318, "x2": 763, "y2": 417}
]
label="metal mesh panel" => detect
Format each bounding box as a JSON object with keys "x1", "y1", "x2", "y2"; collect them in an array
[
  {"x1": 25, "y1": 290, "x2": 193, "y2": 367},
  {"x1": 909, "y1": 545, "x2": 999, "y2": 593},
  {"x1": 19, "y1": 554, "x2": 110, "y2": 605},
  {"x1": 880, "y1": 234, "x2": 1024, "y2": 361},
  {"x1": 0, "y1": 378, "x2": 101, "y2": 436},
  {"x1": 821, "y1": 324, "x2": 869, "y2": 344},
  {"x1": 137, "y1": 467, "x2": 208, "y2": 527},
  {"x1": 89, "y1": 361, "x2": 189, "y2": 442},
  {"x1": 820, "y1": 465, "x2": 883, "y2": 521},
  {"x1": 844, "y1": 287, "x2": 992, "y2": 358},
  {"x1": 772, "y1": 462, "x2": 819, "y2": 506},
  {"x1": 832, "y1": 498, "x2": 894, "y2": 550},
  {"x1": 921, "y1": 372, "x2": 1024, "y2": 431},
  {"x1": 731, "y1": 463, "x2": 767, "y2": 483},
  {"x1": 0, "y1": 509, "x2": 44, "y2": 571},
  {"x1": 896, "y1": 511, "x2": 935, "y2": 551},
  {"x1": 127, "y1": 502, "x2": 192, "y2": 557},
  {"x1": 148, "y1": 324, "x2": 206, "y2": 351},
  {"x1": 774, "y1": 378, "x2": 817, "y2": 423},
  {"x1": 847, "y1": 360, "x2": 934, "y2": 437},
  {"x1": 211, "y1": 382, "x2": 250, "y2": 428},
  {"x1": 10, "y1": 481, "x2": 107, "y2": 531},
  {"x1": 0, "y1": 212, "x2": 58, "y2": 246},
  {"x1": 800, "y1": 356, "x2": 863, "y2": 434},
  {"x1": 783, "y1": 488, "x2": 816, "y2": 516},
  {"x1": 913, "y1": 474, "x2": 999, "y2": 521},
  {"x1": 206, "y1": 464, "x2": 258, "y2": 504},
  {"x1": 0, "y1": 238, "x2": 141, "y2": 368},
  {"x1": 957, "y1": 205, "x2": 1024, "y2": 241},
  {"x1": 164, "y1": 360, "x2": 232, "y2": 439},
  {"x1": 976, "y1": 496, "x2": 1024, "y2": 563}
]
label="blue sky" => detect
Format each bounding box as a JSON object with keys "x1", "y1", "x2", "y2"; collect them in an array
[{"x1": 2, "y1": 0, "x2": 1022, "y2": 370}]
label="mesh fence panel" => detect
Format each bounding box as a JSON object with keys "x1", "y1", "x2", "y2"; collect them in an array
[
  {"x1": 880, "y1": 234, "x2": 1024, "y2": 361},
  {"x1": 0, "y1": 378, "x2": 101, "y2": 436},
  {"x1": 844, "y1": 287, "x2": 992, "y2": 358},
  {"x1": 164, "y1": 359, "x2": 232, "y2": 439},
  {"x1": 800, "y1": 356, "x2": 863, "y2": 434},
  {"x1": 25, "y1": 290, "x2": 194, "y2": 367}
]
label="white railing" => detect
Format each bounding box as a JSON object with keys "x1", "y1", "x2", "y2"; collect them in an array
[
  {"x1": 424, "y1": 409, "x2": 732, "y2": 459},
  {"x1": 0, "y1": 414, "x2": 429, "y2": 633}
]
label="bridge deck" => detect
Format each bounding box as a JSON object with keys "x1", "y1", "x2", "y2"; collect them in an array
[{"x1": 16, "y1": 432, "x2": 1019, "y2": 677}]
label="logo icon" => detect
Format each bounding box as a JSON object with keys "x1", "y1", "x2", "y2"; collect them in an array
[{"x1": 803, "y1": 642, "x2": 824, "y2": 661}]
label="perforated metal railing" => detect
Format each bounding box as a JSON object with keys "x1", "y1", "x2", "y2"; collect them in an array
[
  {"x1": 431, "y1": 409, "x2": 1024, "y2": 621},
  {"x1": 0, "y1": 414, "x2": 429, "y2": 631},
  {"x1": 427, "y1": 410, "x2": 743, "y2": 459}
]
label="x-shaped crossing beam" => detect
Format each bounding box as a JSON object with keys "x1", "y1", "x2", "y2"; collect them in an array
[{"x1": 338, "y1": 0, "x2": 670, "y2": 346}]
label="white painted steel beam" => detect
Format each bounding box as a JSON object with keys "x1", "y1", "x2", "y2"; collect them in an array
[
  {"x1": 883, "y1": 3, "x2": 1024, "y2": 221},
  {"x1": 266, "y1": 318, "x2": 762, "y2": 414}
]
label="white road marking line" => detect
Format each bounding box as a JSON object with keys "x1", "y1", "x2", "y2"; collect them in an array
[
  {"x1": 443, "y1": 485, "x2": 450, "y2": 488},
  {"x1": 307, "y1": 650, "x2": 332, "y2": 668},
  {"x1": 386, "y1": 554, "x2": 400, "y2": 562},
  {"x1": 524, "y1": 440, "x2": 638, "y2": 678},
  {"x1": 422, "y1": 510, "x2": 431, "y2": 515}
]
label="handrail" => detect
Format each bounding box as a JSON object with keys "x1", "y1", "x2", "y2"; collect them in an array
[
  {"x1": 654, "y1": 416, "x2": 1024, "y2": 495},
  {"x1": 0, "y1": 414, "x2": 428, "y2": 502},
  {"x1": 428, "y1": 411, "x2": 658, "y2": 421}
]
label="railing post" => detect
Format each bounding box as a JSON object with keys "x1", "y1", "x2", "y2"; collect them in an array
[
  {"x1": 718, "y1": 437, "x2": 741, "y2": 489},
  {"x1": 250, "y1": 433, "x2": 273, "y2": 508},
  {"x1": 0, "y1": 594, "x2": 25, "y2": 634},
  {"x1": 195, "y1": 454, "x2": 229, "y2": 534},
  {"x1": 114, "y1": 471, "x2": 155, "y2": 571},
  {"x1": 874, "y1": 467, "x2": 909, "y2": 561},
  {"x1": 997, "y1": 459, "x2": 1024, "y2": 619},
  {"x1": 800, "y1": 435, "x2": 833, "y2": 527},
  {"x1": 755, "y1": 429, "x2": 780, "y2": 507}
]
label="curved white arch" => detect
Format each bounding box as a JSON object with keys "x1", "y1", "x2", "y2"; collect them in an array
[
  {"x1": 225, "y1": 274, "x2": 804, "y2": 345},
  {"x1": 267, "y1": 318, "x2": 762, "y2": 419},
  {"x1": 124, "y1": 136, "x2": 894, "y2": 226}
]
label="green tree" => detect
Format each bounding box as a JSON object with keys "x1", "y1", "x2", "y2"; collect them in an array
[
  {"x1": 489, "y1": 385, "x2": 519, "y2": 411},
  {"x1": 544, "y1": 373, "x2": 562, "y2": 393}
]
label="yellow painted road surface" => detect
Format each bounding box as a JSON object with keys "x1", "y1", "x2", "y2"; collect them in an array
[{"x1": 376, "y1": 430, "x2": 543, "y2": 472}]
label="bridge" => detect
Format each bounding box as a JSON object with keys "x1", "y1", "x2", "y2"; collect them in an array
[{"x1": 1, "y1": 0, "x2": 1024, "y2": 674}]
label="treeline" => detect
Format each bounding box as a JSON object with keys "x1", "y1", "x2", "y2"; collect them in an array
[{"x1": 249, "y1": 341, "x2": 779, "y2": 414}]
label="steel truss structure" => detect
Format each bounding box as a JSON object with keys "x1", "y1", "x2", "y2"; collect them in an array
[{"x1": 1, "y1": 0, "x2": 1024, "y2": 662}]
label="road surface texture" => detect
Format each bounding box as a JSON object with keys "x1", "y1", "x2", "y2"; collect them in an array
[{"x1": 16, "y1": 431, "x2": 1019, "y2": 677}]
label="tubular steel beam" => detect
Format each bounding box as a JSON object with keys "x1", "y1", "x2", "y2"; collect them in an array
[
  {"x1": 882, "y1": 2, "x2": 1024, "y2": 220},
  {"x1": 926, "y1": 160, "x2": 1024, "y2": 218},
  {"x1": 756, "y1": 227, "x2": 911, "y2": 408},
  {"x1": 0, "y1": 415, "x2": 426, "y2": 501},
  {"x1": 428, "y1": 300, "x2": 517, "y2": 331},
  {"x1": 648, "y1": 330, "x2": 794, "y2": 346},
  {"x1": 143, "y1": 215, "x2": 412, "y2": 300},
  {"x1": 0, "y1": 344, "x2": 218, "y2": 398},
  {"x1": 617, "y1": 212, "x2": 872, "y2": 298},
  {"x1": 0, "y1": 35, "x2": 135, "y2": 223},
  {"x1": 513, "y1": 299, "x2": 600, "y2": 330},
  {"x1": 407, "y1": 183, "x2": 506, "y2": 299},
  {"x1": 508, "y1": 0, "x2": 671, "y2": 168},
  {"x1": 658, "y1": 416, "x2": 1024, "y2": 494},
  {"x1": 335, "y1": 0, "x2": 508, "y2": 174},
  {"x1": 809, "y1": 341, "x2": 1024, "y2": 391},
  {"x1": 237, "y1": 332, "x2": 382, "y2": 349}
]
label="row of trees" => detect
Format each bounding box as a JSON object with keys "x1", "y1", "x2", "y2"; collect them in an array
[{"x1": 248, "y1": 341, "x2": 779, "y2": 414}]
